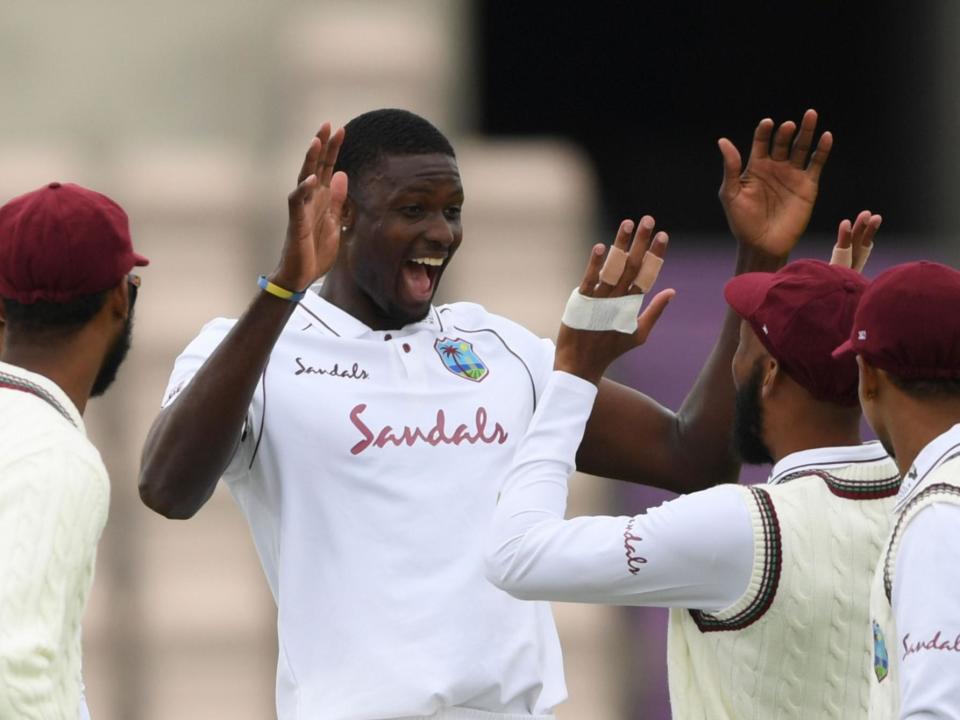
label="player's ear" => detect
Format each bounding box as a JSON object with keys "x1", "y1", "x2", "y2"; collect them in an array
[
  {"x1": 857, "y1": 356, "x2": 883, "y2": 402},
  {"x1": 760, "y1": 355, "x2": 780, "y2": 400},
  {"x1": 340, "y1": 196, "x2": 356, "y2": 239}
]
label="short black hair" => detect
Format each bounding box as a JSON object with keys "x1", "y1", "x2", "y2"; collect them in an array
[
  {"x1": 888, "y1": 372, "x2": 960, "y2": 399},
  {"x1": 2, "y1": 292, "x2": 108, "y2": 338},
  {"x1": 334, "y1": 109, "x2": 456, "y2": 185}
]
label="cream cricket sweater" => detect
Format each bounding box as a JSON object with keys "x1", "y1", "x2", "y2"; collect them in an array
[
  {"x1": 0, "y1": 362, "x2": 109, "y2": 719},
  {"x1": 668, "y1": 455, "x2": 900, "y2": 720}
]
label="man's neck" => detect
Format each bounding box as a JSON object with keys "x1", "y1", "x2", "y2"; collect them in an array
[
  {"x1": 768, "y1": 415, "x2": 863, "y2": 466},
  {"x1": 889, "y1": 402, "x2": 960, "y2": 478},
  {"x1": 1, "y1": 341, "x2": 95, "y2": 415}
]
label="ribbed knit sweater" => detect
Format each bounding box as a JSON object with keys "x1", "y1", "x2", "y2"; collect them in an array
[
  {"x1": 668, "y1": 455, "x2": 899, "y2": 720},
  {"x1": 0, "y1": 362, "x2": 109, "y2": 719}
]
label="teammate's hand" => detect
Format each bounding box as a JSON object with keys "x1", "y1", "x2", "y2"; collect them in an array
[
  {"x1": 555, "y1": 216, "x2": 675, "y2": 385},
  {"x1": 832, "y1": 210, "x2": 881, "y2": 273},
  {"x1": 270, "y1": 123, "x2": 349, "y2": 292},
  {"x1": 718, "y1": 109, "x2": 832, "y2": 259}
]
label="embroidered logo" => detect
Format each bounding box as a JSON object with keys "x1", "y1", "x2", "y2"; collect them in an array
[
  {"x1": 434, "y1": 338, "x2": 489, "y2": 382},
  {"x1": 873, "y1": 620, "x2": 889, "y2": 682},
  {"x1": 858, "y1": 330, "x2": 868, "y2": 340}
]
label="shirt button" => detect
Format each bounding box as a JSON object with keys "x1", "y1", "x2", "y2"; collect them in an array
[
  {"x1": 402, "y1": 343, "x2": 411, "y2": 353},
  {"x1": 384, "y1": 334, "x2": 392, "y2": 341}
]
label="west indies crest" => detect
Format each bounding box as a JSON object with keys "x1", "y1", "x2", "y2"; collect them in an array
[{"x1": 434, "y1": 338, "x2": 489, "y2": 382}]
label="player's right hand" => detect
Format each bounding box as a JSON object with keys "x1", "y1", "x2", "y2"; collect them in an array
[
  {"x1": 554, "y1": 216, "x2": 675, "y2": 385},
  {"x1": 718, "y1": 110, "x2": 832, "y2": 259},
  {"x1": 270, "y1": 123, "x2": 348, "y2": 292}
]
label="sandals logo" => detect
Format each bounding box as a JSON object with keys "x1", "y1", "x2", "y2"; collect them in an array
[{"x1": 434, "y1": 338, "x2": 489, "y2": 382}]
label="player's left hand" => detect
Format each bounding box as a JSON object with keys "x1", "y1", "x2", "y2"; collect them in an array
[
  {"x1": 555, "y1": 216, "x2": 675, "y2": 385},
  {"x1": 718, "y1": 109, "x2": 832, "y2": 259},
  {"x1": 831, "y1": 209, "x2": 881, "y2": 273}
]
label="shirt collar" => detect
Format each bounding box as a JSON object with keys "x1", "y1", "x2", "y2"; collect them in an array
[
  {"x1": 297, "y1": 287, "x2": 444, "y2": 339},
  {"x1": 895, "y1": 423, "x2": 960, "y2": 511},
  {"x1": 0, "y1": 360, "x2": 85, "y2": 433},
  {"x1": 767, "y1": 441, "x2": 889, "y2": 485}
]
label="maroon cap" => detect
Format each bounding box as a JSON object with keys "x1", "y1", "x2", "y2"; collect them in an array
[
  {"x1": 0, "y1": 182, "x2": 148, "y2": 303},
  {"x1": 832, "y1": 261, "x2": 960, "y2": 379},
  {"x1": 725, "y1": 259, "x2": 867, "y2": 406}
]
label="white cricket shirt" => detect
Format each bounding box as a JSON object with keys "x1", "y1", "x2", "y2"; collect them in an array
[
  {"x1": 163, "y1": 291, "x2": 564, "y2": 720},
  {"x1": 0, "y1": 361, "x2": 109, "y2": 720},
  {"x1": 872, "y1": 423, "x2": 960, "y2": 719}
]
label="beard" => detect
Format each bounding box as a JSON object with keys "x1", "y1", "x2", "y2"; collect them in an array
[
  {"x1": 732, "y1": 360, "x2": 774, "y2": 466},
  {"x1": 91, "y1": 312, "x2": 133, "y2": 398}
]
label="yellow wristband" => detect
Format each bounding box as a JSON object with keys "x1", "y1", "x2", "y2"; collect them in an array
[{"x1": 257, "y1": 275, "x2": 305, "y2": 302}]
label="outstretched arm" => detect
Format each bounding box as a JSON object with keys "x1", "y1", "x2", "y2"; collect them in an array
[
  {"x1": 576, "y1": 110, "x2": 833, "y2": 491},
  {"x1": 139, "y1": 125, "x2": 348, "y2": 518},
  {"x1": 486, "y1": 232, "x2": 755, "y2": 608}
]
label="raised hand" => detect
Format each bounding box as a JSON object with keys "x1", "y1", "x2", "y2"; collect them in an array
[
  {"x1": 718, "y1": 109, "x2": 832, "y2": 258},
  {"x1": 555, "y1": 216, "x2": 675, "y2": 385},
  {"x1": 270, "y1": 123, "x2": 349, "y2": 292},
  {"x1": 831, "y1": 210, "x2": 881, "y2": 273}
]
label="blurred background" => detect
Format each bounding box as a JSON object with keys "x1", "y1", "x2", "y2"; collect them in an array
[{"x1": 1, "y1": 1, "x2": 957, "y2": 718}]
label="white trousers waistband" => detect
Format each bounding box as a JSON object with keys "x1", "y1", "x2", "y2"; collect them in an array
[{"x1": 395, "y1": 709, "x2": 554, "y2": 720}]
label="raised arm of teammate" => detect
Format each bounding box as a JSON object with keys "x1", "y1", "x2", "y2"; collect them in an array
[
  {"x1": 138, "y1": 125, "x2": 348, "y2": 518},
  {"x1": 576, "y1": 110, "x2": 832, "y2": 491},
  {"x1": 487, "y1": 225, "x2": 756, "y2": 607}
]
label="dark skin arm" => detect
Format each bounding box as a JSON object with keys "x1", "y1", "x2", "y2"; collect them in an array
[
  {"x1": 139, "y1": 124, "x2": 348, "y2": 518},
  {"x1": 575, "y1": 110, "x2": 833, "y2": 492}
]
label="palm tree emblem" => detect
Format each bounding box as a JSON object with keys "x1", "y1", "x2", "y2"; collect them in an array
[{"x1": 435, "y1": 338, "x2": 488, "y2": 382}]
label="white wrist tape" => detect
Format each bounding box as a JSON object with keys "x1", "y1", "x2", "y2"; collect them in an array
[
  {"x1": 830, "y1": 245, "x2": 853, "y2": 267},
  {"x1": 561, "y1": 287, "x2": 645, "y2": 334}
]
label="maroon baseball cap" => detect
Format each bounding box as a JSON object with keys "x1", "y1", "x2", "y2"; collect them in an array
[
  {"x1": 724, "y1": 259, "x2": 867, "y2": 406},
  {"x1": 832, "y1": 261, "x2": 960, "y2": 379},
  {"x1": 0, "y1": 182, "x2": 148, "y2": 304}
]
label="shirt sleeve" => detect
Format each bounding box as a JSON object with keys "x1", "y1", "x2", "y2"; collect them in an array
[
  {"x1": 160, "y1": 317, "x2": 262, "y2": 482},
  {"x1": 891, "y1": 502, "x2": 960, "y2": 720},
  {"x1": 485, "y1": 370, "x2": 755, "y2": 611},
  {"x1": 0, "y1": 449, "x2": 105, "y2": 716}
]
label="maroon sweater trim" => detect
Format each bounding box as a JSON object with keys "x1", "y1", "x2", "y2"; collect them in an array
[{"x1": 690, "y1": 487, "x2": 782, "y2": 633}]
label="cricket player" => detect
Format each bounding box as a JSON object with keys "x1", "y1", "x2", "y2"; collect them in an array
[
  {"x1": 833, "y1": 262, "x2": 960, "y2": 719},
  {"x1": 0, "y1": 182, "x2": 148, "y2": 719},
  {"x1": 139, "y1": 109, "x2": 830, "y2": 719},
  {"x1": 485, "y1": 229, "x2": 898, "y2": 718}
]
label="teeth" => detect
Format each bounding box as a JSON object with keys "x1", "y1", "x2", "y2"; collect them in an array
[{"x1": 411, "y1": 257, "x2": 444, "y2": 267}]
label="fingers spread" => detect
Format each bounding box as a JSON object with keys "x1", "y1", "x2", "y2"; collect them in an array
[
  {"x1": 718, "y1": 138, "x2": 743, "y2": 188},
  {"x1": 326, "y1": 171, "x2": 349, "y2": 222},
  {"x1": 806, "y1": 131, "x2": 833, "y2": 181},
  {"x1": 634, "y1": 231, "x2": 668, "y2": 294},
  {"x1": 750, "y1": 118, "x2": 775, "y2": 160},
  {"x1": 579, "y1": 244, "x2": 606, "y2": 295},
  {"x1": 614, "y1": 215, "x2": 654, "y2": 295},
  {"x1": 789, "y1": 109, "x2": 817, "y2": 168},
  {"x1": 864, "y1": 214, "x2": 882, "y2": 247},
  {"x1": 836, "y1": 218, "x2": 853, "y2": 249},
  {"x1": 297, "y1": 135, "x2": 325, "y2": 185},
  {"x1": 319, "y1": 127, "x2": 345, "y2": 185},
  {"x1": 770, "y1": 120, "x2": 796, "y2": 161},
  {"x1": 595, "y1": 220, "x2": 635, "y2": 296}
]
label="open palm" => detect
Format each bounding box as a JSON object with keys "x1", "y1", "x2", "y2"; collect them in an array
[
  {"x1": 272, "y1": 123, "x2": 349, "y2": 292},
  {"x1": 719, "y1": 110, "x2": 832, "y2": 258}
]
